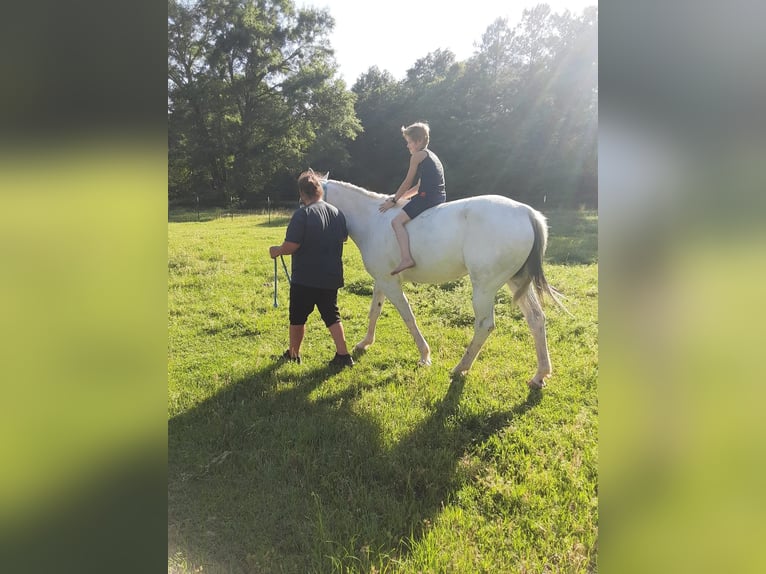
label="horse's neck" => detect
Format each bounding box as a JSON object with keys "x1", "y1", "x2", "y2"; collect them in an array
[{"x1": 329, "y1": 182, "x2": 380, "y2": 237}]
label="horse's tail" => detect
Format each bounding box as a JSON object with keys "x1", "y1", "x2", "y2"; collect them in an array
[{"x1": 513, "y1": 208, "x2": 571, "y2": 316}]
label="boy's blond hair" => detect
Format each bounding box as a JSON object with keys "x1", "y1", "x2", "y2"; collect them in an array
[{"x1": 401, "y1": 122, "x2": 430, "y2": 147}]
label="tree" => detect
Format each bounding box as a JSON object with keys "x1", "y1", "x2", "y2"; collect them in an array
[
  {"x1": 404, "y1": 49, "x2": 456, "y2": 87},
  {"x1": 168, "y1": 0, "x2": 361, "y2": 206},
  {"x1": 345, "y1": 67, "x2": 406, "y2": 192},
  {"x1": 169, "y1": 2, "x2": 598, "y2": 209},
  {"x1": 457, "y1": 5, "x2": 598, "y2": 206}
]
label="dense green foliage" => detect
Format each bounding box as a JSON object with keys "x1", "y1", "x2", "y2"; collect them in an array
[
  {"x1": 169, "y1": 1, "x2": 597, "y2": 209},
  {"x1": 168, "y1": 209, "x2": 598, "y2": 572},
  {"x1": 168, "y1": 0, "x2": 362, "y2": 208}
]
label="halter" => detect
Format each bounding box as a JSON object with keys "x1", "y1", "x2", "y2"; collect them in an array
[{"x1": 321, "y1": 180, "x2": 328, "y2": 202}]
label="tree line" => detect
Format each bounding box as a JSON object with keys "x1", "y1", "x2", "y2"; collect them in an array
[{"x1": 169, "y1": 0, "x2": 597, "y2": 210}]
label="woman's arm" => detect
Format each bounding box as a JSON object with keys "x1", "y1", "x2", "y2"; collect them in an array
[{"x1": 269, "y1": 241, "x2": 300, "y2": 258}]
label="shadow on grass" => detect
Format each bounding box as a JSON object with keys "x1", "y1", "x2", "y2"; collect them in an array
[{"x1": 168, "y1": 362, "x2": 542, "y2": 573}]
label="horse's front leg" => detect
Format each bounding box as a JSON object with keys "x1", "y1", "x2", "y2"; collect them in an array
[
  {"x1": 379, "y1": 282, "x2": 431, "y2": 366},
  {"x1": 355, "y1": 284, "x2": 386, "y2": 353}
]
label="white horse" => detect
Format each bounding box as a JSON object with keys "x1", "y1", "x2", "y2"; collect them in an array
[{"x1": 321, "y1": 176, "x2": 565, "y2": 389}]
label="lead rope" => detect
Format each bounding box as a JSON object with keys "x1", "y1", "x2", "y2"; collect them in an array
[
  {"x1": 273, "y1": 258, "x2": 278, "y2": 307},
  {"x1": 280, "y1": 255, "x2": 291, "y2": 284}
]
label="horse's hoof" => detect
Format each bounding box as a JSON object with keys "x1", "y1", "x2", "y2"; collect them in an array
[
  {"x1": 418, "y1": 358, "x2": 432, "y2": 367},
  {"x1": 527, "y1": 377, "x2": 547, "y2": 390}
]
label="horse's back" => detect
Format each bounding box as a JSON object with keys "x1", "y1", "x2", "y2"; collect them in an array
[
  {"x1": 411, "y1": 194, "x2": 536, "y2": 245},
  {"x1": 404, "y1": 195, "x2": 538, "y2": 283}
]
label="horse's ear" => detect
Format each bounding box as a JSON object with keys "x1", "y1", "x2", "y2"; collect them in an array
[{"x1": 307, "y1": 167, "x2": 328, "y2": 181}]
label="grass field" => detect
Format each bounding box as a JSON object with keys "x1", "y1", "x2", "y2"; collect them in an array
[{"x1": 168, "y1": 208, "x2": 598, "y2": 573}]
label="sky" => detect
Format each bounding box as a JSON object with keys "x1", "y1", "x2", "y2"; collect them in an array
[{"x1": 296, "y1": 0, "x2": 597, "y2": 84}]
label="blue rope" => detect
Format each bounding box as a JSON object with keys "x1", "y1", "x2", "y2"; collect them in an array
[
  {"x1": 273, "y1": 258, "x2": 278, "y2": 307},
  {"x1": 280, "y1": 255, "x2": 291, "y2": 284}
]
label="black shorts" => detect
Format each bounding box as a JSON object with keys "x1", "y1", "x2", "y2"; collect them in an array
[
  {"x1": 289, "y1": 282, "x2": 341, "y2": 327},
  {"x1": 403, "y1": 193, "x2": 445, "y2": 219}
]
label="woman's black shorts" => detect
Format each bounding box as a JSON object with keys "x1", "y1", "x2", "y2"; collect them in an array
[{"x1": 289, "y1": 282, "x2": 341, "y2": 327}]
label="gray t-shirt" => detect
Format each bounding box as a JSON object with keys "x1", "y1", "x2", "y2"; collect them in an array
[{"x1": 285, "y1": 200, "x2": 347, "y2": 289}]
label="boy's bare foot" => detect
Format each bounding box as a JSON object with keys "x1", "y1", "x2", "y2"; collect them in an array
[{"x1": 390, "y1": 259, "x2": 415, "y2": 275}]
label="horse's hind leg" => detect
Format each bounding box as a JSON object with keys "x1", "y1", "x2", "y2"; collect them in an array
[
  {"x1": 510, "y1": 279, "x2": 551, "y2": 389},
  {"x1": 452, "y1": 286, "x2": 497, "y2": 376},
  {"x1": 355, "y1": 284, "x2": 386, "y2": 353}
]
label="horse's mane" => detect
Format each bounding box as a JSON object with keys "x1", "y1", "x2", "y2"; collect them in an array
[{"x1": 328, "y1": 179, "x2": 388, "y2": 200}]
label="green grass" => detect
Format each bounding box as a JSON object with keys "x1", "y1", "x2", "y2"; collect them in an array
[{"x1": 168, "y1": 209, "x2": 598, "y2": 573}]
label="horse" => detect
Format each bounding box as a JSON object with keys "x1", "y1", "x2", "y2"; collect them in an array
[{"x1": 321, "y1": 175, "x2": 566, "y2": 389}]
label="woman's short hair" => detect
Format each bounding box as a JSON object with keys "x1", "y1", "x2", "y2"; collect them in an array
[{"x1": 298, "y1": 171, "x2": 322, "y2": 198}]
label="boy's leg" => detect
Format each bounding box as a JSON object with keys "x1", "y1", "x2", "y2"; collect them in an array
[{"x1": 390, "y1": 210, "x2": 414, "y2": 275}]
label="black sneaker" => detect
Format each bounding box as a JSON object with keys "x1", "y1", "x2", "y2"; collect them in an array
[
  {"x1": 281, "y1": 349, "x2": 301, "y2": 364},
  {"x1": 328, "y1": 353, "x2": 354, "y2": 368}
]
